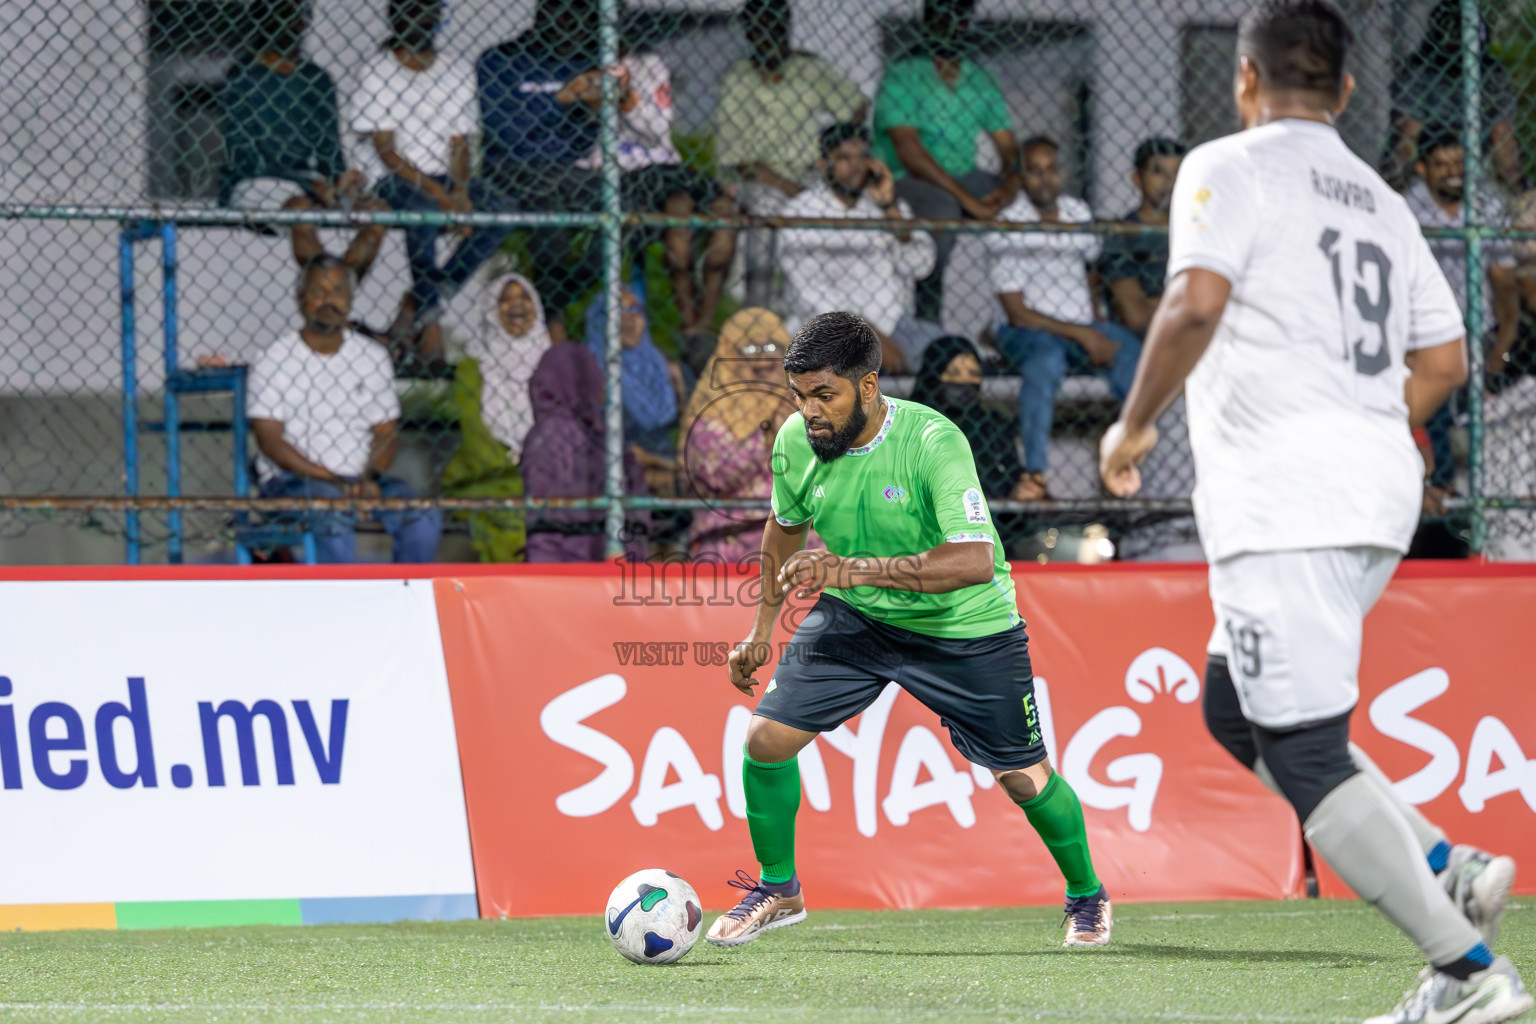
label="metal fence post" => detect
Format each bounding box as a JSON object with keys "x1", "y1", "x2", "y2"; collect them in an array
[
  {"x1": 1462, "y1": 0, "x2": 1487, "y2": 555},
  {"x1": 599, "y1": 0, "x2": 626, "y2": 560},
  {"x1": 118, "y1": 224, "x2": 141, "y2": 566}
]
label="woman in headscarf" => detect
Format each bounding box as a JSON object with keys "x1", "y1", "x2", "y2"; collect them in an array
[
  {"x1": 584, "y1": 283, "x2": 683, "y2": 458},
  {"x1": 441, "y1": 272, "x2": 551, "y2": 561},
  {"x1": 679, "y1": 308, "x2": 807, "y2": 563},
  {"x1": 911, "y1": 335, "x2": 1034, "y2": 500},
  {"x1": 521, "y1": 343, "x2": 651, "y2": 562}
]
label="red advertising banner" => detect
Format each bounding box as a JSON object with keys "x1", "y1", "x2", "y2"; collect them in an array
[
  {"x1": 435, "y1": 565, "x2": 1305, "y2": 918},
  {"x1": 1311, "y1": 573, "x2": 1536, "y2": 898}
]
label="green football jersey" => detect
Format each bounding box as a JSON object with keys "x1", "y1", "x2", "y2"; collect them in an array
[{"x1": 770, "y1": 397, "x2": 1021, "y2": 639}]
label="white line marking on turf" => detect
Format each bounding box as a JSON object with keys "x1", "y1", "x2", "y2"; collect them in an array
[{"x1": 0, "y1": 1003, "x2": 1355, "y2": 1022}]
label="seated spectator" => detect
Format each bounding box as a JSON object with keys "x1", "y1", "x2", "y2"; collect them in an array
[
  {"x1": 584, "y1": 284, "x2": 683, "y2": 462},
  {"x1": 986, "y1": 136, "x2": 1141, "y2": 500},
  {"x1": 476, "y1": 0, "x2": 600, "y2": 339},
  {"x1": 680, "y1": 308, "x2": 794, "y2": 563},
  {"x1": 715, "y1": 0, "x2": 867, "y2": 305},
  {"x1": 441, "y1": 272, "x2": 553, "y2": 562},
  {"x1": 778, "y1": 124, "x2": 939, "y2": 373},
  {"x1": 874, "y1": 0, "x2": 1019, "y2": 320},
  {"x1": 521, "y1": 344, "x2": 650, "y2": 562},
  {"x1": 218, "y1": 0, "x2": 388, "y2": 280},
  {"x1": 348, "y1": 0, "x2": 515, "y2": 356},
  {"x1": 910, "y1": 335, "x2": 1036, "y2": 502},
  {"x1": 563, "y1": 46, "x2": 737, "y2": 340},
  {"x1": 248, "y1": 255, "x2": 443, "y2": 563},
  {"x1": 1382, "y1": 0, "x2": 1521, "y2": 191},
  {"x1": 1099, "y1": 138, "x2": 1185, "y2": 338},
  {"x1": 1407, "y1": 130, "x2": 1519, "y2": 508}
]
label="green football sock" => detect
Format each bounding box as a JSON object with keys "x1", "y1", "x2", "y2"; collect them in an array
[
  {"x1": 1019, "y1": 773, "x2": 1102, "y2": 898},
  {"x1": 743, "y1": 748, "x2": 800, "y2": 884}
]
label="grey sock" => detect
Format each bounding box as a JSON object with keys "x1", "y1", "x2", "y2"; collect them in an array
[
  {"x1": 1304, "y1": 772, "x2": 1481, "y2": 965},
  {"x1": 1348, "y1": 742, "x2": 1447, "y2": 857}
]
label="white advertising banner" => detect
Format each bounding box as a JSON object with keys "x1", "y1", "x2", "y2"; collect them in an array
[{"x1": 0, "y1": 579, "x2": 475, "y2": 911}]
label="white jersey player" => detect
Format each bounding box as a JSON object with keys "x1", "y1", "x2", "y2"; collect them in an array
[{"x1": 1099, "y1": 3, "x2": 1529, "y2": 1023}]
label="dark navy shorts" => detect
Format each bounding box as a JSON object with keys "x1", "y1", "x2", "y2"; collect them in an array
[{"x1": 755, "y1": 595, "x2": 1046, "y2": 771}]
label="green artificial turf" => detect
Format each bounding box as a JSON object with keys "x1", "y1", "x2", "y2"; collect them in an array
[{"x1": 0, "y1": 900, "x2": 1529, "y2": 1023}]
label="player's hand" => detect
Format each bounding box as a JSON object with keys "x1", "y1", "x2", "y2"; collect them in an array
[
  {"x1": 727, "y1": 632, "x2": 773, "y2": 695},
  {"x1": 1099, "y1": 421, "x2": 1158, "y2": 498},
  {"x1": 1076, "y1": 327, "x2": 1119, "y2": 367},
  {"x1": 778, "y1": 549, "x2": 844, "y2": 599}
]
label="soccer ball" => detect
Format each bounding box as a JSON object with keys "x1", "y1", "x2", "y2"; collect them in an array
[{"x1": 603, "y1": 869, "x2": 703, "y2": 965}]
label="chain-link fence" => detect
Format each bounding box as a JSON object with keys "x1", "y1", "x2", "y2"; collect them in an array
[{"x1": 0, "y1": 0, "x2": 1531, "y2": 564}]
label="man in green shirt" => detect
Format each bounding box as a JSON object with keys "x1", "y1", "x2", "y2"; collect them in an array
[
  {"x1": 705, "y1": 311, "x2": 1110, "y2": 950},
  {"x1": 874, "y1": 0, "x2": 1020, "y2": 319}
]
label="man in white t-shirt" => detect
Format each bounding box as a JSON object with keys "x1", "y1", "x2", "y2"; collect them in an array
[
  {"x1": 987, "y1": 136, "x2": 1142, "y2": 499},
  {"x1": 349, "y1": 0, "x2": 515, "y2": 347},
  {"x1": 1100, "y1": 5, "x2": 1527, "y2": 1023},
  {"x1": 778, "y1": 123, "x2": 938, "y2": 373},
  {"x1": 250, "y1": 254, "x2": 442, "y2": 564}
]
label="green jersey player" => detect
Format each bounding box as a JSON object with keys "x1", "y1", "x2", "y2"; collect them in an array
[{"x1": 706, "y1": 311, "x2": 1110, "y2": 949}]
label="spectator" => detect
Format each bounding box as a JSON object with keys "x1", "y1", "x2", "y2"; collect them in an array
[
  {"x1": 349, "y1": 0, "x2": 516, "y2": 355},
  {"x1": 218, "y1": 0, "x2": 388, "y2": 280},
  {"x1": 1099, "y1": 138, "x2": 1185, "y2": 338},
  {"x1": 778, "y1": 123, "x2": 939, "y2": 373},
  {"x1": 248, "y1": 255, "x2": 443, "y2": 563},
  {"x1": 987, "y1": 136, "x2": 1141, "y2": 500},
  {"x1": 476, "y1": 0, "x2": 600, "y2": 338},
  {"x1": 521, "y1": 344, "x2": 650, "y2": 562},
  {"x1": 679, "y1": 308, "x2": 794, "y2": 563},
  {"x1": 441, "y1": 272, "x2": 553, "y2": 562},
  {"x1": 910, "y1": 335, "x2": 1036, "y2": 502},
  {"x1": 584, "y1": 283, "x2": 683, "y2": 461},
  {"x1": 563, "y1": 46, "x2": 737, "y2": 340},
  {"x1": 716, "y1": 0, "x2": 867, "y2": 306},
  {"x1": 1406, "y1": 130, "x2": 1519, "y2": 507},
  {"x1": 873, "y1": 0, "x2": 1019, "y2": 320},
  {"x1": 1382, "y1": 0, "x2": 1521, "y2": 191}
]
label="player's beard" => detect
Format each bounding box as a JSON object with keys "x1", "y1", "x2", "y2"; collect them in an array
[{"x1": 806, "y1": 401, "x2": 868, "y2": 463}]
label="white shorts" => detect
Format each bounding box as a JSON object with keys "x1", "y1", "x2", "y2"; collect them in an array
[{"x1": 1205, "y1": 546, "x2": 1400, "y2": 730}]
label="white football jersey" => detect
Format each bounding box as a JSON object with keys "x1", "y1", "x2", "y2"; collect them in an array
[{"x1": 1167, "y1": 119, "x2": 1465, "y2": 563}]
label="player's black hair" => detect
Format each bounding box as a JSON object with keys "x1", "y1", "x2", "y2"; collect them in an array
[
  {"x1": 819, "y1": 122, "x2": 871, "y2": 159},
  {"x1": 783, "y1": 311, "x2": 881, "y2": 383},
  {"x1": 1134, "y1": 137, "x2": 1187, "y2": 172},
  {"x1": 1417, "y1": 127, "x2": 1462, "y2": 162},
  {"x1": 1020, "y1": 135, "x2": 1059, "y2": 158},
  {"x1": 1237, "y1": 0, "x2": 1354, "y2": 98}
]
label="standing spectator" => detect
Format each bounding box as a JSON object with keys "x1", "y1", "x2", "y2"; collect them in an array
[
  {"x1": 873, "y1": 0, "x2": 1020, "y2": 319},
  {"x1": 476, "y1": 0, "x2": 600, "y2": 338},
  {"x1": 521, "y1": 344, "x2": 650, "y2": 562},
  {"x1": 249, "y1": 255, "x2": 442, "y2": 563},
  {"x1": 1406, "y1": 130, "x2": 1519, "y2": 508},
  {"x1": 564, "y1": 47, "x2": 737, "y2": 340},
  {"x1": 988, "y1": 136, "x2": 1141, "y2": 500},
  {"x1": 778, "y1": 123, "x2": 938, "y2": 372},
  {"x1": 1382, "y1": 0, "x2": 1521, "y2": 191},
  {"x1": 680, "y1": 308, "x2": 795, "y2": 563},
  {"x1": 715, "y1": 0, "x2": 867, "y2": 306},
  {"x1": 441, "y1": 272, "x2": 553, "y2": 562},
  {"x1": 1099, "y1": 138, "x2": 1185, "y2": 338},
  {"x1": 218, "y1": 0, "x2": 388, "y2": 280},
  {"x1": 349, "y1": 0, "x2": 516, "y2": 354}
]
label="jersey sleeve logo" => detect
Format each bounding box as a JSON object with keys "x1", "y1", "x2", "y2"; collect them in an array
[{"x1": 963, "y1": 487, "x2": 988, "y2": 524}]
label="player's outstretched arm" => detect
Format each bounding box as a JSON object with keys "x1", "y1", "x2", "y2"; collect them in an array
[
  {"x1": 1100, "y1": 267, "x2": 1230, "y2": 497},
  {"x1": 727, "y1": 517, "x2": 808, "y2": 695},
  {"x1": 777, "y1": 542, "x2": 992, "y2": 600},
  {"x1": 1403, "y1": 337, "x2": 1468, "y2": 429}
]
